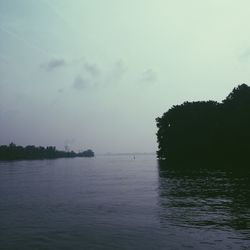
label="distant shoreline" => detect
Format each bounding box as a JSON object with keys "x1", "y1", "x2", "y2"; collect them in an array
[
  {"x1": 98, "y1": 152, "x2": 156, "y2": 156},
  {"x1": 0, "y1": 143, "x2": 94, "y2": 161}
]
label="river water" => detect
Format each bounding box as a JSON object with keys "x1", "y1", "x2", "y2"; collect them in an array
[{"x1": 0, "y1": 155, "x2": 249, "y2": 250}]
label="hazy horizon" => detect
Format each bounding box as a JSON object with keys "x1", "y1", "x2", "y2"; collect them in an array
[{"x1": 1, "y1": 0, "x2": 250, "y2": 153}]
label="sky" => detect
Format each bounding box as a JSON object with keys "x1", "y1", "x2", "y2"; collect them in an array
[{"x1": 1, "y1": 0, "x2": 250, "y2": 153}]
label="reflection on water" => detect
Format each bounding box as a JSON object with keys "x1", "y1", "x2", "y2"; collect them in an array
[
  {"x1": 0, "y1": 156, "x2": 250, "y2": 250},
  {"x1": 158, "y1": 160, "x2": 250, "y2": 238}
]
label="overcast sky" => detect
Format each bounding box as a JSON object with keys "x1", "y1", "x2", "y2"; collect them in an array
[{"x1": 1, "y1": 0, "x2": 250, "y2": 153}]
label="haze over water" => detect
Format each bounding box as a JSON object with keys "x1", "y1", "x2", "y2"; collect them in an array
[
  {"x1": 2, "y1": 0, "x2": 250, "y2": 153},
  {"x1": 0, "y1": 155, "x2": 249, "y2": 250},
  {"x1": 1, "y1": 1, "x2": 250, "y2": 249}
]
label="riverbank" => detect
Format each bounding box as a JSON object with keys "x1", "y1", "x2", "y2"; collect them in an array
[{"x1": 0, "y1": 143, "x2": 94, "y2": 161}]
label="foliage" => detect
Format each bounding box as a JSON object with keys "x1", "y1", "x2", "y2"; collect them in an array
[
  {"x1": 0, "y1": 143, "x2": 94, "y2": 160},
  {"x1": 156, "y1": 84, "x2": 250, "y2": 166}
]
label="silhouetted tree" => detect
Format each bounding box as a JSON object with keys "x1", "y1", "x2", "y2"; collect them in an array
[
  {"x1": 0, "y1": 143, "x2": 95, "y2": 161},
  {"x1": 156, "y1": 84, "x2": 250, "y2": 167}
]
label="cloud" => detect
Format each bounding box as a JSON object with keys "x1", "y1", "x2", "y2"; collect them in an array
[
  {"x1": 140, "y1": 69, "x2": 157, "y2": 84},
  {"x1": 73, "y1": 76, "x2": 90, "y2": 90},
  {"x1": 108, "y1": 60, "x2": 127, "y2": 83},
  {"x1": 73, "y1": 62, "x2": 101, "y2": 91},
  {"x1": 70, "y1": 59, "x2": 128, "y2": 91},
  {"x1": 84, "y1": 63, "x2": 100, "y2": 77},
  {"x1": 41, "y1": 59, "x2": 66, "y2": 71}
]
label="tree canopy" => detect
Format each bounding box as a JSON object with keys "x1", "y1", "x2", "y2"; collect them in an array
[
  {"x1": 156, "y1": 84, "x2": 250, "y2": 167},
  {"x1": 0, "y1": 143, "x2": 94, "y2": 161}
]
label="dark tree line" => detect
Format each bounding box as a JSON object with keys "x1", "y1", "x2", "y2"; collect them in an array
[
  {"x1": 0, "y1": 143, "x2": 94, "y2": 161},
  {"x1": 156, "y1": 84, "x2": 250, "y2": 166}
]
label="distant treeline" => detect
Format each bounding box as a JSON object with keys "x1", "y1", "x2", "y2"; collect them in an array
[
  {"x1": 0, "y1": 143, "x2": 94, "y2": 161},
  {"x1": 156, "y1": 84, "x2": 250, "y2": 166}
]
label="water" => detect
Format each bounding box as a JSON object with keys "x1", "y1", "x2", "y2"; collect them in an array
[{"x1": 0, "y1": 155, "x2": 249, "y2": 250}]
